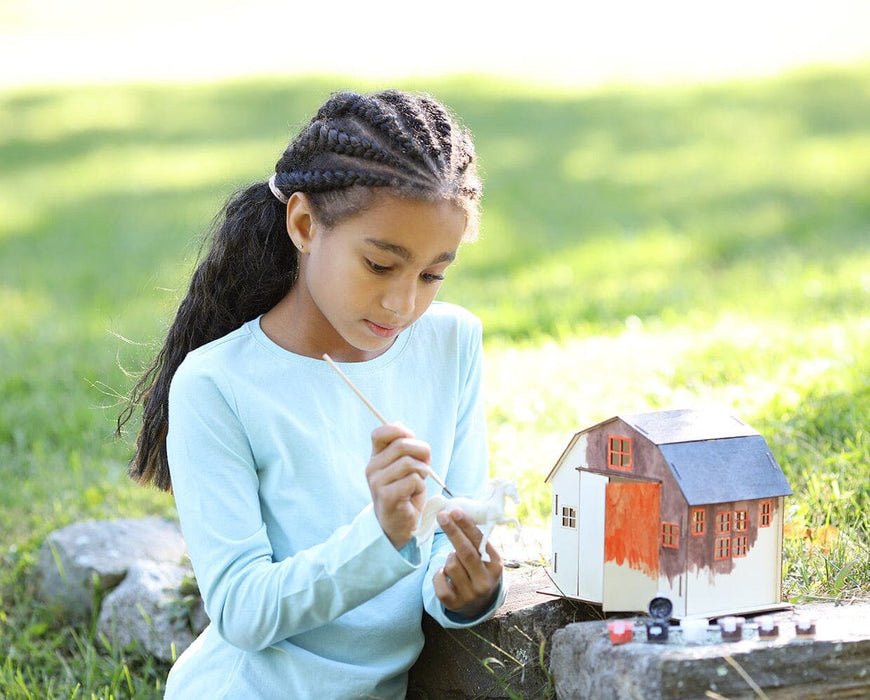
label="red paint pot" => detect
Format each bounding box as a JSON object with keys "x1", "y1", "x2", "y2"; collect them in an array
[{"x1": 608, "y1": 619, "x2": 633, "y2": 645}]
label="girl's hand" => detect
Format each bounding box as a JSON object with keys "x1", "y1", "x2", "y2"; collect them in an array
[
  {"x1": 367, "y1": 423, "x2": 431, "y2": 550},
  {"x1": 433, "y1": 509, "x2": 503, "y2": 619}
]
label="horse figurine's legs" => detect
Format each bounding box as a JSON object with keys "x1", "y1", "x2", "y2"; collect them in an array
[
  {"x1": 477, "y1": 522, "x2": 495, "y2": 562},
  {"x1": 500, "y1": 516, "x2": 522, "y2": 539}
]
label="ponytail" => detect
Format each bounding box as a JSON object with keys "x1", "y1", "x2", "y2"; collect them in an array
[{"x1": 118, "y1": 182, "x2": 296, "y2": 490}]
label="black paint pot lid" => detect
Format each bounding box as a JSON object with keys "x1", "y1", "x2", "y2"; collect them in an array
[{"x1": 648, "y1": 596, "x2": 673, "y2": 620}]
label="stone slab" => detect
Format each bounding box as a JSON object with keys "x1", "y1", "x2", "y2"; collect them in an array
[
  {"x1": 408, "y1": 565, "x2": 601, "y2": 699},
  {"x1": 550, "y1": 599, "x2": 870, "y2": 699}
]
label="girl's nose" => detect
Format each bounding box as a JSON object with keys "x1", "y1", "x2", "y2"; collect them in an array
[{"x1": 382, "y1": 278, "x2": 416, "y2": 317}]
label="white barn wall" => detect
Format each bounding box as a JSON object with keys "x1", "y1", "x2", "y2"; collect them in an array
[
  {"x1": 685, "y1": 516, "x2": 783, "y2": 617},
  {"x1": 548, "y1": 435, "x2": 589, "y2": 598}
]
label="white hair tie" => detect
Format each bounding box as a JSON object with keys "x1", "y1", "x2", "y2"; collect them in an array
[{"x1": 268, "y1": 173, "x2": 289, "y2": 204}]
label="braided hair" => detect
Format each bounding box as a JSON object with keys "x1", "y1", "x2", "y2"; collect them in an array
[{"x1": 118, "y1": 89, "x2": 481, "y2": 491}]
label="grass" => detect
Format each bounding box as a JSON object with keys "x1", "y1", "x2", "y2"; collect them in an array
[{"x1": 1, "y1": 65, "x2": 868, "y2": 696}]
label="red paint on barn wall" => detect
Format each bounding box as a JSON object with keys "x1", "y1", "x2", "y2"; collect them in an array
[{"x1": 604, "y1": 481, "x2": 660, "y2": 578}]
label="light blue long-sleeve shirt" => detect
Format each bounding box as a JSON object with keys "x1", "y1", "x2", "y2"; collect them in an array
[{"x1": 164, "y1": 302, "x2": 504, "y2": 698}]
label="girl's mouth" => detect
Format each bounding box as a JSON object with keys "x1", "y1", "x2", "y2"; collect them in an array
[{"x1": 364, "y1": 320, "x2": 400, "y2": 338}]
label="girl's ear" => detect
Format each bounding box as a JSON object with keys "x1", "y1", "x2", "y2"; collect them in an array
[{"x1": 286, "y1": 192, "x2": 315, "y2": 253}]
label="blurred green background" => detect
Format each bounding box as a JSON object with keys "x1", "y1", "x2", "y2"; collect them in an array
[{"x1": 1, "y1": 2, "x2": 869, "y2": 694}]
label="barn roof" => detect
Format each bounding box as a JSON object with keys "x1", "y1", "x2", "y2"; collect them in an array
[
  {"x1": 659, "y1": 435, "x2": 793, "y2": 505},
  {"x1": 620, "y1": 408, "x2": 758, "y2": 444}
]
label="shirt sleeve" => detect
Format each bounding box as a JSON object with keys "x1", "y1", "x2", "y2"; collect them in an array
[
  {"x1": 420, "y1": 316, "x2": 507, "y2": 628},
  {"x1": 166, "y1": 361, "x2": 421, "y2": 653}
]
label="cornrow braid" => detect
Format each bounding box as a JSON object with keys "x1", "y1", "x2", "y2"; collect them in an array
[
  {"x1": 274, "y1": 169, "x2": 397, "y2": 192},
  {"x1": 378, "y1": 89, "x2": 443, "y2": 165},
  {"x1": 420, "y1": 96, "x2": 457, "y2": 170},
  {"x1": 343, "y1": 95, "x2": 430, "y2": 167},
  {"x1": 286, "y1": 123, "x2": 407, "y2": 170}
]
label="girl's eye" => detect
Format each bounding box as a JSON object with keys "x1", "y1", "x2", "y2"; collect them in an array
[{"x1": 365, "y1": 259, "x2": 392, "y2": 274}]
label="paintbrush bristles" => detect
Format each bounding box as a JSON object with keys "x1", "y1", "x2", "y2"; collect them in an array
[{"x1": 322, "y1": 353, "x2": 453, "y2": 497}]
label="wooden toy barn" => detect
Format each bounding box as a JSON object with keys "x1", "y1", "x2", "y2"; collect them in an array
[{"x1": 545, "y1": 409, "x2": 793, "y2": 619}]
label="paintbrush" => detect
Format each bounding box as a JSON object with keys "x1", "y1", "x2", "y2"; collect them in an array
[{"x1": 323, "y1": 353, "x2": 453, "y2": 497}]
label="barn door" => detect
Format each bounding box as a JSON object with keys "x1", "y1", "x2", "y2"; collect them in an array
[
  {"x1": 602, "y1": 481, "x2": 660, "y2": 612},
  {"x1": 577, "y1": 471, "x2": 607, "y2": 602}
]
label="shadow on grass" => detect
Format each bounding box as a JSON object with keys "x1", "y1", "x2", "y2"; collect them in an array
[{"x1": 2, "y1": 66, "x2": 868, "y2": 341}]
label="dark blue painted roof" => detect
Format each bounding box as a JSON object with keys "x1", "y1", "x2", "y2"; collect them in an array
[{"x1": 659, "y1": 435, "x2": 793, "y2": 505}]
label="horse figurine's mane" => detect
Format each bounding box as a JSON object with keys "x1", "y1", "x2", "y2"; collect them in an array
[{"x1": 412, "y1": 477, "x2": 521, "y2": 562}]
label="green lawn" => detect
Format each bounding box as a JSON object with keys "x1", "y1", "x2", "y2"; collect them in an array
[{"x1": 1, "y1": 66, "x2": 868, "y2": 697}]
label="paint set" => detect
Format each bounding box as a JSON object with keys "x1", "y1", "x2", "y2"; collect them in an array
[{"x1": 607, "y1": 596, "x2": 817, "y2": 646}]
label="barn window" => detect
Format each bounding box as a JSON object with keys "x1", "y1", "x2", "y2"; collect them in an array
[
  {"x1": 561, "y1": 506, "x2": 577, "y2": 529},
  {"x1": 661, "y1": 522, "x2": 679, "y2": 548},
  {"x1": 714, "y1": 536, "x2": 731, "y2": 560},
  {"x1": 733, "y1": 536, "x2": 748, "y2": 557},
  {"x1": 716, "y1": 511, "x2": 731, "y2": 534},
  {"x1": 759, "y1": 500, "x2": 772, "y2": 527},
  {"x1": 608, "y1": 436, "x2": 633, "y2": 471},
  {"x1": 691, "y1": 508, "x2": 706, "y2": 536},
  {"x1": 734, "y1": 510, "x2": 748, "y2": 531}
]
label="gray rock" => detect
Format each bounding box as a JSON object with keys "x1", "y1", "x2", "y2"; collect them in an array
[
  {"x1": 36, "y1": 517, "x2": 189, "y2": 622},
  {"x1": 35, "y1": 516, "x2": 208, "y2": 661},
  {"x1": 96, "y1": 560, "x2": 204, "y2": 663}
]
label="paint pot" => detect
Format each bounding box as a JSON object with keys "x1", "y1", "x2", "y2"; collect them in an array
[
  {"x1": 645, "y1": 596, "x2": 673, "y2": 643},
  {"x1": 607, "y1": 619, "x2": 634, "y2": 645},
  {"x1": 756, "y1": 615, "x2": 779, "y2": 639},
  {"x1": 680, "y1": 617, "x2": 709, "y2": 644},
  {"x1": 795, "y1": 616, "x2": 816, "y2": 638},
  {"x1": 718, "y1": 616, "x2": 745, "y2": 642}
]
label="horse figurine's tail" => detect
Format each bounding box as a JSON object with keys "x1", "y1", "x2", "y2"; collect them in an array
[{"x1": 412, "y1": 494, "x2": 449, "y2": 543}]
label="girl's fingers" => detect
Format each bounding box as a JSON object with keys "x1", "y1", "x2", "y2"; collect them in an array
[
  {"x1": 370, "y1": 423, "x2": 429, "y2": 462},
  {"x1": 434, "y1": 510, "x2": 503, "y2": 616},
  {"x1": 368, "y1": 455, "x2": 431, "y2": 491},
  {"x1": 434, "y1": 553, "x2": 500, "y2": 617},
  {"x1": 367, "y1": 425, "x2": 432, "y2": 489},
  {"x1": 370, "y1": 422, "x2": 413, "y2": 454},
  {"x1": 379, "y1": 470, "x2": 427, "y2": 501},
  {"x1": 367, "y1": 423, "x2": 433, "y2": 549},
  {"x1": 439, "y1": 510, "x2": 501, "y2": 568}
]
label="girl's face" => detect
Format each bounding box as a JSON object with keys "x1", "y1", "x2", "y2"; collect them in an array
[{"x1": 283, "y1": 193, "x2": 467, "y2": 362}]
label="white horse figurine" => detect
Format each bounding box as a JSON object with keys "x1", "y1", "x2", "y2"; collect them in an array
[{"x1": 413, "y1": 477, "x2": 521, "y2": 562}]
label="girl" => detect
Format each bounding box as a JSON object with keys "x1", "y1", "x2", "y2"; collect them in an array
[{"x1": 119, "y1": 89, "x2": 505, "y2": 698}]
